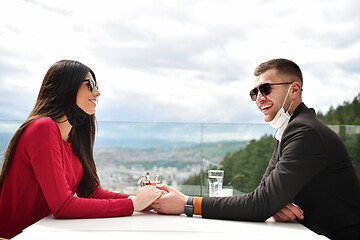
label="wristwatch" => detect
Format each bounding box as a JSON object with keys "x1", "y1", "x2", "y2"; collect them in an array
[{"x1": 184, "y1": 196, "x2": 194, "y2": 217}]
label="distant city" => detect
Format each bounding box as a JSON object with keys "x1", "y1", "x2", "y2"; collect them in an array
[
  {"x1": 94, "y1": 140, "x2": 248, "y2": 195},
  {"x1": 0, "y1": 120, "x2": 275, "y2": 196}
]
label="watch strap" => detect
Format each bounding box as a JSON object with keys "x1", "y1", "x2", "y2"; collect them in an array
[{"x1": 184, "y1": 196, "x2": 194, "y2": 217}]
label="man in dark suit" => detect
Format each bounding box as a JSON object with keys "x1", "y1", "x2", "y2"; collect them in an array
[{"x1": 152, "y1": 58, "x2": 360, "y2": 239}]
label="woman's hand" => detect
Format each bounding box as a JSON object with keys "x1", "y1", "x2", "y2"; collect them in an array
[{"x1": 131, "y1": 185, "x2": 163, "y2": 212}]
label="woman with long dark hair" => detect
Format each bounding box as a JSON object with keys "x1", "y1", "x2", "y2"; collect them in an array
[{"x1": 0, "y1": 60, "x2": 162, "y2": 239}]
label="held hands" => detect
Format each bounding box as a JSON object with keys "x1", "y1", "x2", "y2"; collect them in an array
[
  {"x1": 272, "y1": 203, "x2": 304, "y2": 222},
  {"x1": 151, "y1": 184, "x2": 188, "y2": 215},
  {"x1": 131, "y1": 185, "x2": 163, "y2": 212}
]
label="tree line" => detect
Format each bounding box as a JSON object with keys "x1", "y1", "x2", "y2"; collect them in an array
[{"x1": 317, "y1": 93, "x2": 360, "y2": 125}]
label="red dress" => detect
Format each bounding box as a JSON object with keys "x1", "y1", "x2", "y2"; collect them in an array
[{"x1": 0, "y1": 117, "x2": 133, "y2": 239}]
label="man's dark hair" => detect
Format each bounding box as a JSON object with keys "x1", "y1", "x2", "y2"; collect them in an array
[{"x1": 254, "y1": 58, "x2": 303, "y2": 86}]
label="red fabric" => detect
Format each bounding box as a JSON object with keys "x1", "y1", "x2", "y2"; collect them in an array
[{"x1": 0, "y1": 117, "x2": 133, "y2": 239}]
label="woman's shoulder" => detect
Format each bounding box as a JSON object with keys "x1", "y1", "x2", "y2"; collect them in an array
[
  {"x1": 25, "y1": 117, "x2": 60, "y2": 137},
  {"x1": 28, "y1": 117, "x2": 57, "y2": 128},
  {"x1": 32, "y1": 117, "x2": 55, "y2": 124},
  {"x1": 18, "y1": 117, "x2": 63, "y2": 152}
]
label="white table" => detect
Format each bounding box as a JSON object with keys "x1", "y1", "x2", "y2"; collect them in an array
[{"x1": 14, "y1": 211, "x2": 327, "y2": 239}]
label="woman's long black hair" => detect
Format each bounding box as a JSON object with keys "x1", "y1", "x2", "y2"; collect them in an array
[{"x1": 0, "y1": 60, "x2": 100, "y2": 197}]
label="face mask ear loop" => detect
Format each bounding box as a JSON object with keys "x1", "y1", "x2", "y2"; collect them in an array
[
  {"x1": 286, "y1": 100, "x2": 293, "y2": 114},
  {"x1": 281, "y1": 85, "x2": 292, "y2": 109}
]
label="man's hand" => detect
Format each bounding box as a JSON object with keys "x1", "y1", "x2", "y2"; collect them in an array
[
  {"x1": 151, "y1": 184, "x2": 188, "y2": 215},
  {"x1": 272, "y1": 203, "x2": 304, "y2": 222}
]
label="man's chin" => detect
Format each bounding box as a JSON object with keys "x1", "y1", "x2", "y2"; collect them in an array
[{"x1": 263, "y1": 115, "x2": 273, "y2": 122}]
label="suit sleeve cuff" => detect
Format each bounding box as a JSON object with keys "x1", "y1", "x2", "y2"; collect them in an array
[{"x1": 193, "y1": 197, "x2": 203, "y2": 215}]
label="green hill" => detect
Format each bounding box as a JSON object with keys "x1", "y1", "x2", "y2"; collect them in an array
[
  {"x1": 317, "y1": 93, "x2": 360, "y2": 170},
  {"x1": 317, "y1": 93, "x2": 360, "y2": 125}
]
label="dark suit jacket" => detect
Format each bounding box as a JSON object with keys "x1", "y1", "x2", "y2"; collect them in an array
[{"x1": 202, "y1": 103, "x2": 360, "y2": 236}]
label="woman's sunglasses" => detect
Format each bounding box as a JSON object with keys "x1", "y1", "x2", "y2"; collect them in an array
[
  {"x1": 249, "y1": 82, "x2": 292, "y2": 101},
  {"x1": 83, "y1": 79, "x2": 99, "y2": 92}
]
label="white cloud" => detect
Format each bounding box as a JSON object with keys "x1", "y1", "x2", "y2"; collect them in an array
[{"x1": 0, "y1": 0, "x2": 360, "y2": 123}]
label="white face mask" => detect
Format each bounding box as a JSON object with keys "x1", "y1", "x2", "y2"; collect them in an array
[{"x1": 269, "y1": 85, "x2": 293, "y2": 129}]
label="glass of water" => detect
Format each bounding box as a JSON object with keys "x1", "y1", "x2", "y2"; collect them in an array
[{"x1": 208, "y1": 170, "x2": 224, "y2": 197}]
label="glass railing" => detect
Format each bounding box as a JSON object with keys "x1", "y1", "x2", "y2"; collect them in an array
[{"x1": 1, "y1": 120, "x2": 359, "y2": 196}]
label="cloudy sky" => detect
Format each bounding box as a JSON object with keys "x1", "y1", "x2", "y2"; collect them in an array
[{"x1": 1, "y1": 0, "x2": 360, "y2": 124}]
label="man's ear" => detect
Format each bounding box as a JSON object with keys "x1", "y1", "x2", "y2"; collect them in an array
[{"x1": 291, "y1": 82, "x2": 302, "y2": 99}]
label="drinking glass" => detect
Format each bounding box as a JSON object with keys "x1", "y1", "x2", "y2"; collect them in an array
[
  {"x1": 208, "y1": 170, "x2": 224, "y2": 197},
  {"x1": 138, "y1": 173, "x2": 162, "y2": 187}
]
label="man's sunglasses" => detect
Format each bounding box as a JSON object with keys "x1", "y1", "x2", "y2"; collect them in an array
[
  {"x1": 249, "y1": 82, "x2": 293, "y2": 101},
  {"x1": 83, "y1": 79, "x2": 99, "y2": 92}
]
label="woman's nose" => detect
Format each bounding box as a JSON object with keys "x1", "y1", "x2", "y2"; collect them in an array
[{"x1": 94, "y1": 87, "x2": 101, "y2": 97}]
